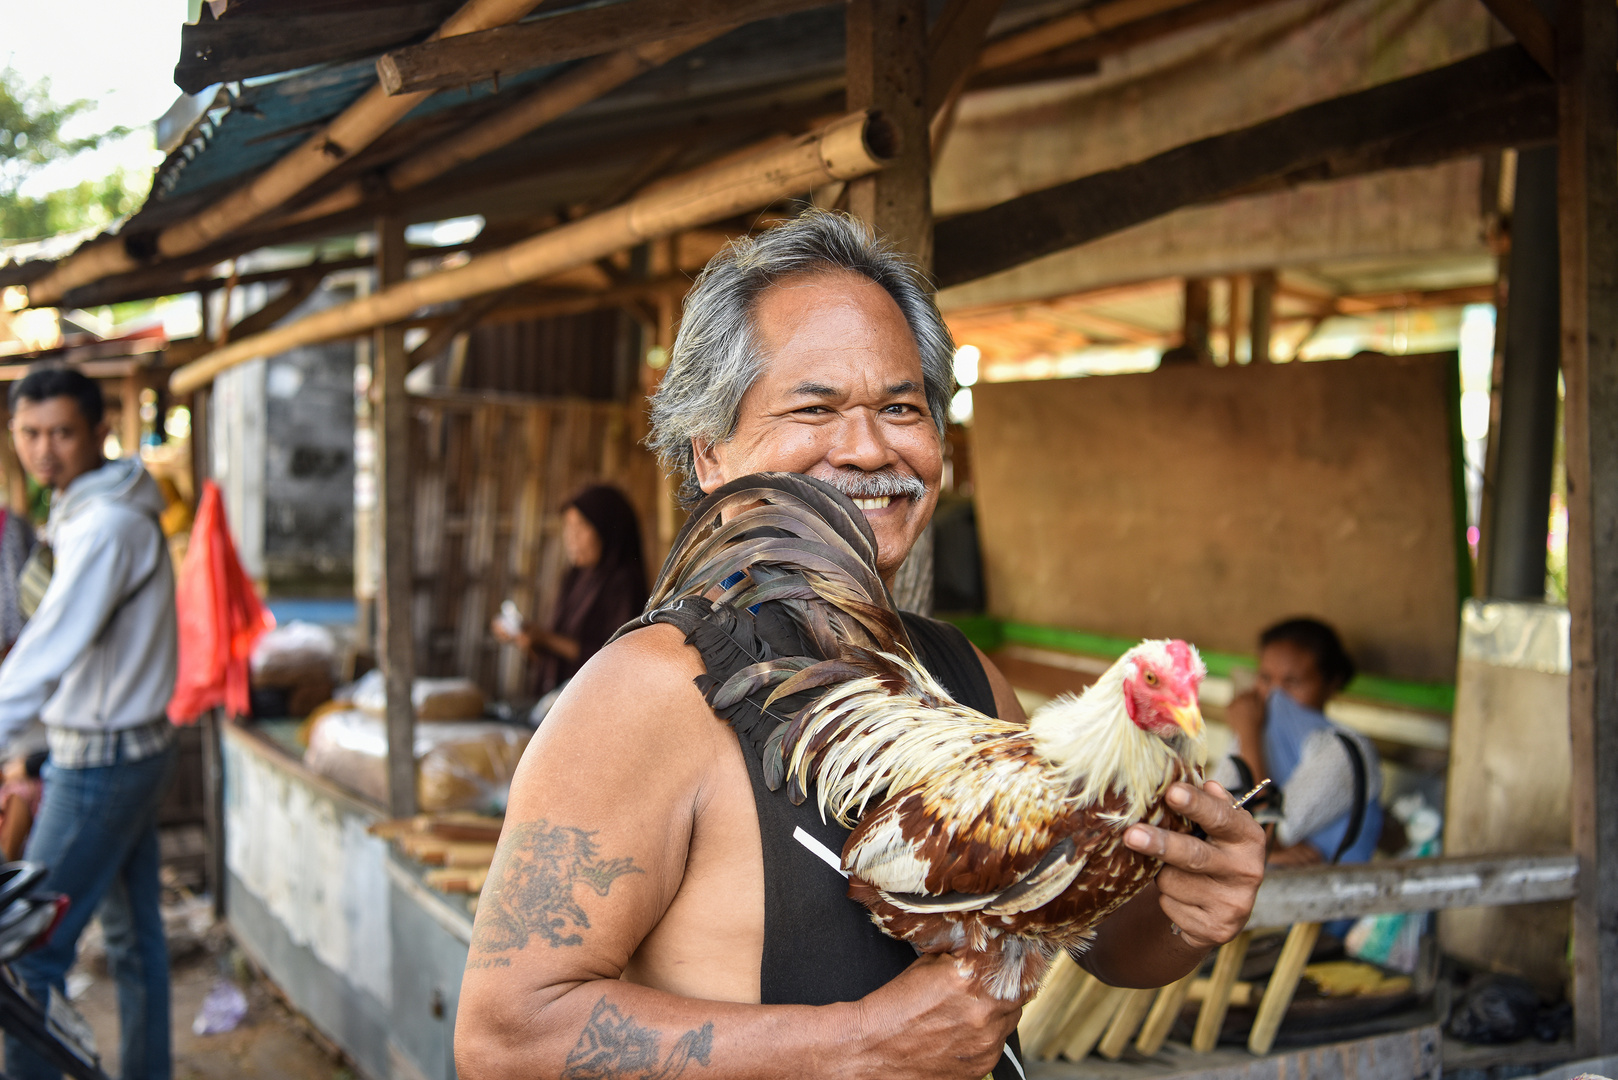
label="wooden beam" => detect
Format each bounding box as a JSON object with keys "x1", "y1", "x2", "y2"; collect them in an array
[
  {"x1": 933, "y1": 45, "x2": 1555, "y2": 289},
  {"x1": 406, "y1": 288, "x2": 513, "y2": 369},
  {"x1": 375, "y1": 215, "x2": 417, "y2": 820},
  {"x1": 175, "y1": 1, "x2": 461, "y2": 93},
  {"x1": 926, "y1": 0, "x2": 1007, "y2": 151},
  {"x1": 281, "y1": 31, "x2": 721, "y2": 229},
  {"x1": 969, "y1": 0, "x2": 1283, "y2": 89},
  {"x1": 977, "y1": 0, "x2": 1198, "y2": 70},
  {"x1": 1477, "y1": 0, "x2": 1557, "y2": 76},
  {"x1": 1248, "y1": 852, "x2": 1578, "y2": 927},
  {"x1": 169, "y1": 110, "x2": 894, "y2": 395},
  {"x1": 377, "y1": 0, "x2": 834, "y2": 96},
  {"x1": 1558, "y1": 0, "x2": 1618, "y2": 1057},
  {"x1": 28, "y1": 0, "x2": 546, "y2": 307}
]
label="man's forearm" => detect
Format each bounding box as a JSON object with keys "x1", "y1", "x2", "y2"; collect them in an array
[
  {"x1": 1078, "y1": 885, "x2": 1211, "y2": 989},
  {"x1": 459, "y1": 978, "x2": 850, "y2": 1080}
]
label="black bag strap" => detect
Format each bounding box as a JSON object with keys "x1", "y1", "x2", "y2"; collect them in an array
[{"x1": 1331, "y1": 730, "x2": 1369, "y2": 864}]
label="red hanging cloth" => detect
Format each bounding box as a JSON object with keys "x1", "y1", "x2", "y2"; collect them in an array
[{"x1": 168, "y1": 480, "x2": 275, "y2": 723}]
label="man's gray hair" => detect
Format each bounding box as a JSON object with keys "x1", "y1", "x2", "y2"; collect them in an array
[{"x1": 647, "y1": 209, "x2": 956, "y2": 504}]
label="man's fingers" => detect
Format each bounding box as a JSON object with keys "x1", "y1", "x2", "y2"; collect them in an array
[{"x1": 1124, "y1": 822, "x2": 1214, "y2": 872}]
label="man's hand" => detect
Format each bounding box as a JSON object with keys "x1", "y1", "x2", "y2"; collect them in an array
[
  {"x1": 1122, "y1": 781, "x2": 1266, "y2": 951},
  {"x1": 847, "y1": 954, "x2": 1025, "y2": 1080}
]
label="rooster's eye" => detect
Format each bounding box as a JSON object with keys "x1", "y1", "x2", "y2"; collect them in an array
[{"x1": 1143, "y1": 671, "x2": 1158, "y2": 687}]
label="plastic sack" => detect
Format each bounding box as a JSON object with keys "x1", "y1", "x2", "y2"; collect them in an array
[
  {"x1": 251, "y1": 621, "x2": 338, "y2": 685},
  {"x1": 343, "y1": 669, "x2": 486, "y2": 720},
  {"x1": 303, "y1": 709, "x2": 528, "y2": 812},
  {"x1": 168, "y1": 481, "x2": 275, "y2": 723}
]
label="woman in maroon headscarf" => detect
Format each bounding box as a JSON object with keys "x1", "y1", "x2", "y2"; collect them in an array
[{"x1": 492, "y1": 485, "x2": 648, "y2": 698}]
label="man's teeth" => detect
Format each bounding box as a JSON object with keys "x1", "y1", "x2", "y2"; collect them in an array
[{"x1": 853, "y1": 496, "x2": 892, "y2": 510}]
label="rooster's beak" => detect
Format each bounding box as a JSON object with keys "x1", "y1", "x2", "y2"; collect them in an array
[{"x1": 1169, "y1": 698, "x2": 1204, "y2": 737}]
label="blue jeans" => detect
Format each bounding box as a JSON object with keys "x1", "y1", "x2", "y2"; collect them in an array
[{"x1": 6, "y1": 742, "x2": 177, "y2": 1080}]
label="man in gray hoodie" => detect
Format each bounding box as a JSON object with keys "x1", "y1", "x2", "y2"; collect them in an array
[{"x1": 0, "y1": 367, "x2": 177, "y2": 1080}]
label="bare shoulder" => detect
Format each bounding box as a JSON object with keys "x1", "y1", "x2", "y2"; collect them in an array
[
  {"x1": 507, "y1": 622, "x2": 726, "y2": 813},
  {"x1": 971, "y1": 643, "x2": 1028, "y2": 724}
]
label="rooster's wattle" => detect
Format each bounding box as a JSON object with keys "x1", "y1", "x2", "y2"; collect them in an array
[{"x1": 618, "y1": 473, "x2": 1207, "y2": 1001}]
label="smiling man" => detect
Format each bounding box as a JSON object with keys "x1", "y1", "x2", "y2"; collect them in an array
[{"x1": 455, "y1": 211, "x2": 1264, "y2": 1080}]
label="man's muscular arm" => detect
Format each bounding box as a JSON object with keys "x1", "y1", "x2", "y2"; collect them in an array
[
  {"x1": 974, "y1": 646, "x2": 1265, "y2": 989},
  {"x1": 455, "y1": 626, "x2": 1020, "y2": 1080}
]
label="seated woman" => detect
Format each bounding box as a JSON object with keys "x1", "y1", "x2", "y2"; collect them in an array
[
  {"x1": 1217, "y1": 617, "x2": 1382, "y2": 868},
  {"x1": 492, "y1": 485, "x2": 648, "y2": 704}
]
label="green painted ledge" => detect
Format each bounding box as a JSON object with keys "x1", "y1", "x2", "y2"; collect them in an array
[{"x1": 940, "y1": 614, "x2": 1456, "y2": 715}]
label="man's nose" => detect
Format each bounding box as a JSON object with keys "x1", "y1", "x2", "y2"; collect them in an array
[{"x1": 826, "y1": 410, "x2": 898, "y2": 471}]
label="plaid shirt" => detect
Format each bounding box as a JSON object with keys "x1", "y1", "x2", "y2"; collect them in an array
[{"x1": 46, "y1": 716, "x2": 175, "y2": 769}]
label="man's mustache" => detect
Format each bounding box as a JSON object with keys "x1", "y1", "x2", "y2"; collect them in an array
[{"x1": 822, "y1": 469, "x2": 927, "y2": 501}]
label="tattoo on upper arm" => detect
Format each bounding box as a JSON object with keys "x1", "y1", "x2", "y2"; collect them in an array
[
  {"x1": 563, "y1": 997, "x2": 713, "y2": 1080},
  {"x1": 470, "y1": 820, "x2": 643, "y2": 954}
]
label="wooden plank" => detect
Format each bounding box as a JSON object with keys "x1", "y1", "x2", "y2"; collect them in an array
[
  {"x1": 1097, "y1": 986, "x2": 1156, "y2": 1060},
  {"x1": 1017, "y1": 953, "x2": 1088, "y2": 1058},
  {"x1": 1476, "y1": 0, "x2": 1556, "y2": 76},
  {"x1": 933, "y1": 45, "x2": 1555, "y2": 290},
  {"x1": 1440, "y1": 607, "x2": 1573, "y2": 991},
  {"x1": 1134, "y1": 970, "x2": 1197, "y2": 1057},
  {"x1": 375, "y1": 215, "x2": 418, "y2": 819},
  {"x1": 1060, "y1": 983, "x2": 1127, "y2": 1062},
  {"x1": 971, "y1": 356, "x2": 1464, "y2": 684},
  {"x1": 1559, "y1": 0, "x2": 1618, "y2": 1056},
  {"x1": 1193, "y1": 930, "x2": 1253, "y2": 1053},
  {"x1": 377, "y1": 0, "x2": 834, "y2": 95},
  {"x1": 1034, "y1": 967, "x2": 1106, "y2": 1061},
  {"x1": 1248, "y1": 922, "x2": 1321, "y2": 1056},
  {"x1": 1251, "y1": 853, "x2": 1579, "y2": 927}
]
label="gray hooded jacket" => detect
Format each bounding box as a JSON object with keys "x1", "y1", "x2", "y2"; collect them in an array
[{"x1": 0, "y1": 458, "x2": 177, "y2": 746}]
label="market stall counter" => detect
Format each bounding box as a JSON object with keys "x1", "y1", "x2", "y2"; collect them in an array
[{"x1": 220, "y1": 718, "x2": 487, "y2": 1080}]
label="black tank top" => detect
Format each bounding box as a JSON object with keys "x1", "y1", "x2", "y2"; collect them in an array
[{"x1": 667, "y1": 603, "x2": 1026, "y2": 1079}]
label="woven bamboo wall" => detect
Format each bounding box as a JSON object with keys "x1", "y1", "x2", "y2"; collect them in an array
[{"x1": 409, "y1": 392, "x2": 660, "y2": 698}]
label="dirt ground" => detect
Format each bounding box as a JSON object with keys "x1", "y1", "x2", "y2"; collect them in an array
[{"x1": 61, "y1": 896, "x2": 347, "y2": 1080}]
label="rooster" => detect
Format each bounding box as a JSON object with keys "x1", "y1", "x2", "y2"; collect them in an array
[{"x1": 620, "y1": 473, "x2": 1207, "y2": 1002}]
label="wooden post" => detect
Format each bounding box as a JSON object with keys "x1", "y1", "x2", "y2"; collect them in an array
[
  {"x1": 1559, "y1": 0, "x2": 1618, "y2": 1057},
  {"x1": 119, "y1": 375, "x2": 144, "y2": 459},
  {"x1": 847, "y1": 0, "x2": 934, "y2": 613},
  {"x1": 1251, "y1": 269, "x2": 1277, "y2": 364},
  {"x1": 1226, "y1": 274, "x2": 1248, "y2": 365},
  {"x1": 375, "y1": 216, "x2": 417, "y2": 819},
  {"x1": 846, "y1": 0, "x2": 931, "y2": 267},
  {"x1": 1487, "y1": 146, "x2": 1562, "y2": 601}
]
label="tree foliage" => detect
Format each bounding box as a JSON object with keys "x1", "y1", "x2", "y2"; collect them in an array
[{"x1": 0, "y1": 67, "x2": 137, "y2": 241}]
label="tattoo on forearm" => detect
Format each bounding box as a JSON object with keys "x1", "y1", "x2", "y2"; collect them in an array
[
  {"x1": 562, "y1": 997, "x2": 713, "y2": 1080},
  {"x1": 470, "y1": 820, "x2": 642, "y2": 953}
]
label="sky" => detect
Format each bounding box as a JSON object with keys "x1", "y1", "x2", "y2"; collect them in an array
[{"x1": 1, "y1": 0, "x2": 191, "y2": 197}]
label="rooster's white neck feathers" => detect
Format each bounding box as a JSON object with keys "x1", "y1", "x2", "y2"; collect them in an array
[{"x1": 1027, "y1": 656, "x2": 1205, "y2": 822}]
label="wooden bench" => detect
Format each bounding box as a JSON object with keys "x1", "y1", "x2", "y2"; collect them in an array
[{"x1": 1019, "y1": 852, "x2": 1579, "y2": 1062}]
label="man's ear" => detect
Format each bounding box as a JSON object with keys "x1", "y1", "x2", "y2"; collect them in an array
[{"x1": 690, "y1": 437, "x2": 726, "y2": 495}]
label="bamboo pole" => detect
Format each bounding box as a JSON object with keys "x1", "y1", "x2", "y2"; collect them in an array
[
  {"x1": 26, "y1": 0, "x2": 547, "y2": 307},
  {"x1": 170, "y1": 110, "x2": 894, "y2": 396},
  {"x1": 279, "y1": 30, "x2": 722, "y2": 228},
  {"x1": 1247, "y1": 922, "x2": 1320, "y2": 1056}
]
